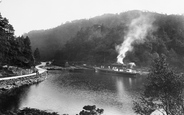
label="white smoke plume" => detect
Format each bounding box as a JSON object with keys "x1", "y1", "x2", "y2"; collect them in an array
[{"x1": 116, "y1": 14, "x2": 155, "y2": 64}]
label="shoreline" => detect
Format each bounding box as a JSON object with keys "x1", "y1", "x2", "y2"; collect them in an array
[{"x1": 0, "y1": 63, "x2": 48, "y2": 92}]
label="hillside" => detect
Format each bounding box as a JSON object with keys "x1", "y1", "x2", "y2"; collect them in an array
[
  {"x1": 25, "y1": 10, "x2": 144, "y2": 60},
  {"x1": 26, "y1": 10, "x2": 184, "y2": 69}
]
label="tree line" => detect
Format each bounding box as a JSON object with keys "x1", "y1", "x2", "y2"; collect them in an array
[{"x1": 0, "y1": 13, "x2": 40, "y2": 68}]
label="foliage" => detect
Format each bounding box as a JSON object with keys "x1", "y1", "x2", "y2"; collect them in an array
[
  {"x1": 133, "y1": 54, "x2": 184, "y2": 115},
  {"x1": 34, "y1": 48, "x2": 41, "y2": 64},
  {"x1": 0, "y1": 106, "x2": 104, "y2": 115},
  {"x1": 19, "y1": 108, "x2": 59, "y2": 115},
  {"x1": 79, "y1": 105, "x2": 104, "y2": 115},
  {"x1": 0, "y1": 13, "x2": 34, "y2": 68},
  {"x1": 0, "y1": 108, "x2": 59, "y2": 115}
]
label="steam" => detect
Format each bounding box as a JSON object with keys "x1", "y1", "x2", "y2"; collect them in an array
[{"x1": 116, "y1": 14, "x2": 155, "y2": 64}]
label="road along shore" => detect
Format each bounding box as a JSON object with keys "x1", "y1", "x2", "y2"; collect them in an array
[{"x1": 0, "y1": 63, "x2": 48, "y2": 92}]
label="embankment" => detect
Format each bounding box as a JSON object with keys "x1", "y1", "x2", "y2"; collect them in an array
[{"x1": 0, "y1": 64, "x2": 48, "y2": 92}]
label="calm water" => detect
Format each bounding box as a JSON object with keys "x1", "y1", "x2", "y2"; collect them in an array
[{"x1": 0, "y1": 70, "x2": 146, "y2": 115}]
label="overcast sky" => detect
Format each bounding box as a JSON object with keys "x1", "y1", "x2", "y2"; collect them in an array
[{"x1": 0, "y1": 0, "x2": 184, "y2": 36}]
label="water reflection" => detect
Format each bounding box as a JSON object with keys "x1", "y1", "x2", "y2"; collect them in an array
[
  {"x1": 0, "y1": 86, "x2": 30, "y2": 111},
  {"x1": 116, "y1": 77, "x2": 126, "y2": 100},
  {"x1": 129, "y1": 78, "x2": 132, "y2": 87},
  {"x1": 0, "y1": 71, "x2": 146, "y2": 115}
]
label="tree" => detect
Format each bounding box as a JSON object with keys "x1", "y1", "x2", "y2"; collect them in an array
[
  {"x1": 0, "y1": 13, "x2": 35, "y2": 68},
  {"x1": 133, "y1": 54, "x2": 184, "y2": 115},
  {"x1": 0, "y1": 13, "x2": 15, "y2": 66},
  {"x1": 79, "y1": 105, "x2": 104, "y2": 115},
  {"x1": 22, "y1": 36, "x2": 34, "y2": 67},
  {"x1": 34, "y1": 48, "x2": 41, "y2": 64}
]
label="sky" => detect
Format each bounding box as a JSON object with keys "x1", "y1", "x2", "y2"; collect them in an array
[{"x1": 0, "y1": 0, "x2": 184, "y2": 36}]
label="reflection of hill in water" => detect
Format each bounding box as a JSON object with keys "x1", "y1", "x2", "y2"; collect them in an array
[{"x1": 0, "y1": 86, "x2": 31, "y2": 111}]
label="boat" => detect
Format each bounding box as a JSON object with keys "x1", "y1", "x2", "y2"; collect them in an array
[
  {"x1": 95, "y1": 67, "x2": 138, "y2": 77},
  {"x1": 95, "y1": 63, "x2": 140, "y2": 77}
]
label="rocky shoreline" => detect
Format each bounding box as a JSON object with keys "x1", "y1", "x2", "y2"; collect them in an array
[{"x1": 0, "y1": 65, "x2": 47, "y2": 93}]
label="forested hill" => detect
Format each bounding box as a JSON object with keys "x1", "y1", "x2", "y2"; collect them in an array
[
  {"x1": 27, "y1": 10, "x2": 184, "y2": 68},
  {"x1": 25, "y1": 10, "x2": 146, "y2": 60},
  {"x1": 25, "y1": 20, "x2": 93, "y2": 60}
]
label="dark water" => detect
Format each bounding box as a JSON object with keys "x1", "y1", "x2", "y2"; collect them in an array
[{"x1": 0, "y1": 70, "x2": 146, "y2": 115}]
